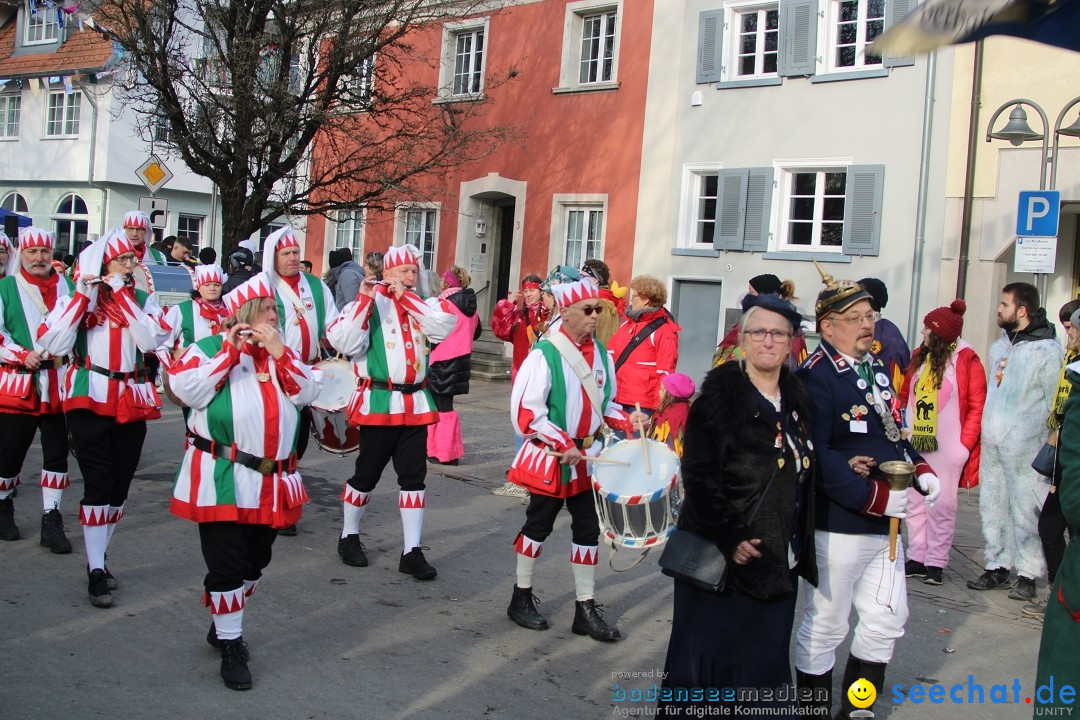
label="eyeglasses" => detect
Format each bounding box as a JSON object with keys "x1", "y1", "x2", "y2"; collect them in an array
[
  {"x1": 111, "y1": 254, "x2": 137, "y2": 266},
  {"x1": 830, "y1": 311, "x2": 880, "y2": 326},
  {"x1": 743, "y1": 328, "x2": 793, "y2": 343},
  {"x1": 574, "y1": 305, "x2": 601, "y2": 316}
]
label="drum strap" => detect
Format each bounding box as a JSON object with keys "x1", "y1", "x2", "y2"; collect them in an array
[
  {"x1": 15, "y1": 273, "x2": 49, "y2": 316},
  {"x1": 547, "y1": 332, "x2": 607, "y2": 429}
]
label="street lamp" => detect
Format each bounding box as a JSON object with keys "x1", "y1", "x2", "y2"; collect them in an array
[{"x1": 985, "y1": 96, "x2": 1080, "y2": 296}]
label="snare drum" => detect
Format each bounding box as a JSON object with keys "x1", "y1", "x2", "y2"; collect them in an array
[
  {"x1": 591, "y1": 439, "x2": 680, "y2": 550},
  {"x1": 310, "y1": 358, "x2": 361, "y2": 455}
]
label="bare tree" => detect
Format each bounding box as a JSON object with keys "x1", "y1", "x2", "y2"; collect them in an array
[{"x1": 94, "y1": 0, "x2": 519, "y2": 252}]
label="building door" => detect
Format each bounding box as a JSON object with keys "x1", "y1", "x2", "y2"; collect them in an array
[
  {"x1": 494, "y1": 200, "x2": 516, "y2": 305},
  {"x1": 671, "y1": 279, "x2": 724, "y2": 387}
]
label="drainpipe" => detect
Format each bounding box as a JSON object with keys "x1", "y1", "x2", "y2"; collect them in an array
[
  {"x1": 955, "y1": 40, "x2": 984, "y2": 301},
  {"x1": 906, "y1": 50, "x2": 938, "y2": 342},
  {"x1": 81, "y1": 81, "x2": 109, "y2": 237}
]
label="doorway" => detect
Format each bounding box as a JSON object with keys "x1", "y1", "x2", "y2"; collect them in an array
[{"x1": 671, "y1": 278, "x2": 724, "y2": 387}]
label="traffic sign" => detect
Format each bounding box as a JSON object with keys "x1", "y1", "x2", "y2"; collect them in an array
[
  {"x1": 136, "y1": 154, "x2": 174, "y2": 194},
  {"x1": 1015, "y1": 236, "x2": 1058, "y2": 274},
  {"x1": 139, "y1": 196, "x2": 169, "y2": 229},
  {"x1": 1016, "y1": 190, "x2": 1061, "y2": 237}
]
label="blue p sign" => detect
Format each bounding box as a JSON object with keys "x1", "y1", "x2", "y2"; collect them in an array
[{"x1": 1017, "y1": 191, "x2": 1061, "y2": 237}]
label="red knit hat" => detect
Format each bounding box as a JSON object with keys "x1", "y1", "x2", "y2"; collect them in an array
[{"x1": 924, "y1": 299, "x2": 966, "y2": 342}]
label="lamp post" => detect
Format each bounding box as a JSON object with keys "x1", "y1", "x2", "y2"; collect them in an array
[{"x1": 985, "y1": 97, "x2": 1080, "y2": 297}]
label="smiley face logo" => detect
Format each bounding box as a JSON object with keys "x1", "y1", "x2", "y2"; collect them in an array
[{"x1": 847, "y1": 677, "x2": 877, "y2": 709}]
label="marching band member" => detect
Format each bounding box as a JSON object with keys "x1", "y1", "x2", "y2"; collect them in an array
[
  {"x1": 0, "y1": 227, "x2": 75, "y2": 551},
  {"x1": 793, "y1": 267, "x2": 940, "y2": 719},
  {"x1": 39, "y1": 229, "x2": 171, "y2": 608},
  {"x1": 157, "y1": 264, "x2": 229, "y2": 364},
  {"x1": 261, "y1": 226, "x2": 336, "y2": 535},
  {"x1": 124, "y1": 210, "x2": 166, "y2": 265},
  {"x1": 327, "y1": 244, "x2": 456, "y2": 579},
  {"x1": 168, "y1": 274, "x2": 320, "y2": 691},
  {"x1": 505, "y1": 280, "x2": 642, "y2": 642},
  {"x1": 0, "y1": 232, "x2": 11, "y2": 279}
]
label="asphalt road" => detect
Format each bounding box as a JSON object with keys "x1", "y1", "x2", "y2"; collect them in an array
[{"x1": 0, "y1": 381, "x2": 1050, "y2": 720}]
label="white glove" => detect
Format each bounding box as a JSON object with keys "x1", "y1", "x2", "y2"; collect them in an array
[
  {"x1": 75, "y1": 276, "x2": 98, "y2": 297},
  {"x1": 106, "y1": 273, "x2": 126, "y2": 292},
  {"x1": 884, "y1": 489, "x2": 908, "y2": 519},
  {"x1": 916, "y1": 472, "x2": 942, "y2": 506}
]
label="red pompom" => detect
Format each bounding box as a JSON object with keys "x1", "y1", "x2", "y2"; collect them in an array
[{"x1": 950, "y1": 299, "x2": 966, "y2": 316}]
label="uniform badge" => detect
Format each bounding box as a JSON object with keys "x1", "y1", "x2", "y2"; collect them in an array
[
  {"x1": 857, "y1": 379, "x2": 868, "y2": 390},
  {"x1": 304, "y1": 299, "x2": 314, "y2": 311},
  {"x1": 871, "y1": 340, "x2": 882, "y2": 355},
  {"x1": 875, "y1": 372, "x2": 889, "y2": 387},
  {"x1": 595, "y1": 369, "x2": 605, "y2": 387}
]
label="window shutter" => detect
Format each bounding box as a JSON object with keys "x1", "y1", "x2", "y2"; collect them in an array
[
  {"x1": 883, "y1": 0, "x2": 916, "y2": 67},
  {"x1": 779, "y1": 0, "x2": 817, "y2": 77},
  {"x1": 714, "y1": 169, "x2": 749, "y2": 251},
  {"x1": 742, "y1": 167, "x2": 775, "y2": 252},
  {"x1": 696, "y1": 10, "x2": 724, "y2": 84},
  {"x1": 841, "y1": 165, "x2": 885, "y2": 256}
]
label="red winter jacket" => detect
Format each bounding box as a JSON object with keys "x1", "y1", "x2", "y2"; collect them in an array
[
  {"x1": 606, "y1": 309, "x2": 681, "y2": 411},
  {"x1": 491, "y1": 298, "x2": 546, "y2": 380},
  {"x1": 900, "y1": 342, "x2": 986, "y2": 489}
]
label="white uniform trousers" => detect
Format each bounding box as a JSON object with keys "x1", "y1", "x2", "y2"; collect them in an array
[{"x1": 795, "y1": 530, "x2": 909, "y2": 674}]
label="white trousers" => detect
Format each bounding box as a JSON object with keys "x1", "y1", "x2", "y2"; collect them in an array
[{"x1": 795, "y1": 530, "x2": 909, "y2": 674}]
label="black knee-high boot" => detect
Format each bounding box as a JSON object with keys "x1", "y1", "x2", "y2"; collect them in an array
[
  {"x1": 836, "y1": 655, "x2": 886, "y2": 720},
  {"x1": 796, "y1": 668, "x2": 833, "y2": 714}
]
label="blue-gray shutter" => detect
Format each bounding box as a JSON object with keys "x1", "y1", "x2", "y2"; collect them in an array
[
  {"x1": 883, "y1": 0, "x2": 916, "y2": 67},
  {"x1": 742, "y1": 167, "x2": 775, "y2": 252},
  {"x1": 714, "y1": 169, "x2": 749, "y2": 251},
  {"x1": 697, "y1": 10, "x2": 725, "y2": 84},
  {"x1": 841, "y1": 165, "x2": 885, "y2": 256},
  {"x1": 779, "y1": 0, "x2": 817, "y2": 77}
]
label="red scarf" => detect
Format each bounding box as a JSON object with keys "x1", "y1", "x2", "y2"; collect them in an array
[
  {"x1": 82, "y1": 283, "x2": 135, "y2": 329},
  {"x1": 19, "y1": 268, "x2": 60, "y2": 310},
  {"x1": 133, "y1": 243, "x2": 147, "y2": 261},
  {"x1": 281, "y1": 272, "x2": 302, "y2": 292},
  {"x1": 196, "y1": 297, "x2": 229, "y2": 334}
]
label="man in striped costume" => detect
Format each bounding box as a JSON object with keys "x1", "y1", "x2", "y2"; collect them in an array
[
  {"x1": 168, "y1": 274, "x2": 321, "y2": 690},
  {"x1": 505, "y1": 280, "x2": 643, "y2": 642},
  {"x1": 124, "y1": 210, "x2": 167, "y2": 266},
  {"x1": 0, "y1": 227, "x2": 75, "y2": 551},
  {"x1": 261, "y1": 226, "x2": 337, "y2": 535},
  {"x1": 327, "y1": 244, "x2": 457, "y2": 579},
  {"x1": 39, "y1": 228, "x2": 172, "y2": 608}
]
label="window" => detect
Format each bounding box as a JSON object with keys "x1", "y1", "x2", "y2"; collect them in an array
[
  {"x1": 178, "y1": 214, "x2": 204, "y2": 249},
  {"x1": 680, "y1": 168, "x2": 722, "y2": 248},
  {"x1": 403, "y1": 208, "x2": 437, "y2": 270},
  {"x1": 828, "y1": 0, "x2": 884, "y2": 71},
  {"x1": 440, "y1": 20, "x2": 488, "y2": 99},
  {"x1": 44, "y1": 92, "x2": 80, "y2": 137},
  {"x1": 2, "y1": 193, "x2": 29, "y2": 214},
  {"x1": 556, "y1": 1, "x2": 622, "y2": 92},
  {"x1": 563, "y1": 207, "x2": 603, "y2": 268},
  {"x1": 783, "y1": 170, "x2": 846, "y2": 249},
  {"x1": 733, "y1": 6, "x2": 780, "y2": 78},
  {"x1": 347, "y1": 55, "x2": 376, "y2": 107},
  {"x1": 153, "y1": 113, "x2": 172, "y2": 143},
  {"x1": 334, "y1": 209, "x2": 364, "y2": 258},
  {"x1": 24, "y1": 0, "x2": 59, "y2": 44},
  {"x1": 260, "y1": 223, "x2": 285, "y2": 243},
  {"x1": 53, "y1": 193, "x2": 88, "y2": 255},
  {"x1": 1, "y1": 95, "x2": 20, "y2": 138}
]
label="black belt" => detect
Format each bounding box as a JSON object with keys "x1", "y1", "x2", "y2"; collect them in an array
[
  {"x1": 191, "y1": 435, "x2": 297, "y2": 476},
  {"x1": 364, "y1": 378, "x2": 428, "y2": 394},
  {"x1": 74, "y1": 358, "x2": 154, "y2": 382},
  {"x1": 2, "y1": 356, "x2": 70, "y2": 372}
]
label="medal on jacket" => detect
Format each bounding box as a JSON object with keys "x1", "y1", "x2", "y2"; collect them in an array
[
  {"x1": 256, "y1": 372, "x2": 271, "y2": 383},
  {"x1": 877, "y1": 405, "x2": 902, "y2": 441},
  {"x1": 412, "y1": 359, "x2": 422, "y2": 374}
]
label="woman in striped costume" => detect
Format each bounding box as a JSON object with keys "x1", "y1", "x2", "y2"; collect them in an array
[{"x1": 167, "y1": 273, "x2": 321, "y2": 690}]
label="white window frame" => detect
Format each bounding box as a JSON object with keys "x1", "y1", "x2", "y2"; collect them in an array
[
  {"x1": 677, "y1": 163, "x2": 724, "y2": 249},
  {"x1": 24, "y1": 0, "x2": 60, "y2": 45},
  {"x1": 177, "y1": 214, "x2": 204, "y2": 248},
  {"x1": 0, "y1": 94, "x2": 20, "y2": 139},
  {"x1": 819, "y1": 0, "x2": 886, "y2": 74},
  {"x1": 721, "y1": 1, "x2": 780, "y2": 82},
  {"x1": 396, "y1": 203, "x2": 440, "y2": 271},
  {"x1": 555, "y1": 0, "x2": 622, "y2": 93},
  {"x1": 2, "y1": 192, "x2": 29, "y2": 213},
  {"x1": 773, "y1": 158, "x2": 852, "y2": 254},
  {"x1": 437, "y1": 18, "x2": 489, "y2": 102},
  {"x1": 549, "y1": 194, "x2": 607, "y2": 269},
  {"x1": 333, "y1": 208, "x2": 365, "y2": 259},
  {"x1": 52, "y1": 193, "x2": 89, "y2": 255},
  {"x1": 44, "y1": 91, "x2": 80, "y2": 138}
]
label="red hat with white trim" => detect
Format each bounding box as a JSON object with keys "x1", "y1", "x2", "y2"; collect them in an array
[
  {"x1": 194, "y1": 263, "x2": 224, "y2": 289},
  {"x1": 102, "y1": 228, "x2": 136, "y2": 264},
  {"x1": 551, "y1": 280, "x2": 599, "y2": 309},
  {"x1": 0, "y1": 231, "x2": 11, "y2": 250},
  {"x1": 267, "y1": 226, "x2": 300, "y2": 252},
  {"x1": 123, "y1": 211, "x2": 151, "y2": 230},
  {"x1": 224, "y1": 272, "x2": 276, "y2": 315},
  {"x1": 384, "y1": 244, "x2": 421, "y2": 270},
  {"x1": 18, "y1": 226, "x2": 54, "y2": 250}
]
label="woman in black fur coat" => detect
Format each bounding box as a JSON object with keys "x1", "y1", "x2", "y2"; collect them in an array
[{"x1": 659, "y1": 294, "x2": 817, "y2": 718}]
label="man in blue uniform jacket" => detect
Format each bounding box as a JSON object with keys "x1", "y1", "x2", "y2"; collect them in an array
[{"x1": 793, "y1": 266, "x2": 941, "y2": 720}]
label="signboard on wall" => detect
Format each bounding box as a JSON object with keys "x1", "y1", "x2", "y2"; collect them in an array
[{"x1": 1014, "y1": 236, "x2": 1058, "y2": 274}]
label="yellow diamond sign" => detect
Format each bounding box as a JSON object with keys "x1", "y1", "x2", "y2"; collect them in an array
[{"x1": 136, "y1": 154, "x2": 174, "y2": 193}]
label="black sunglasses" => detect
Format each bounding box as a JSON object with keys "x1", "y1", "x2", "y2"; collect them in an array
[{"x1": 575, "y1": 304, "x2": 601, "y2": 316}]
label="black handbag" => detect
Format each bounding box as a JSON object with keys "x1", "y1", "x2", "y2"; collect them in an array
[
  {"x1": 658, "y1": 467, "x2": 779, "y2": 593},
  {"x1": 1032, "y1": 441, "x2": 1058, "y2": 477}
]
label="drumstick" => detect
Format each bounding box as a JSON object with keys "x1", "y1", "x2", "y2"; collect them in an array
[
  {"x1": 545, "y1": 450, "x2": 630, "y2": 466},
  {"x1": 889, "y1": 518, "x2": 901, "y2": 562},
  {"x1": 635, "y1": 402, "x2": 651, "y2": 475}
]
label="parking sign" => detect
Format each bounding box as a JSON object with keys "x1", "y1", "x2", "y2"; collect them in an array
[{"x1": 1016, "y1": 191, "x2": 1061, "y2": 237}]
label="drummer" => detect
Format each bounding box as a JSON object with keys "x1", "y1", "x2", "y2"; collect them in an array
[
  {"x1": 505, "y1": 280, "x2": 644, "y2": 642},
  {"x1": 261, "y1": 227, "x2": 336, "y2": 535}
]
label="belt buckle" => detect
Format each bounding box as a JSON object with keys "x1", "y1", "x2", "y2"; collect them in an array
[
  {"x1": 52, "y1": 357, "x2": 64, "y2": 369},
  {"x1": 580, "y1": 435, "x2": 593, "y2": 450},
  {"x1": 257, "y1": 458, "x2": 275, "y2": 475}
]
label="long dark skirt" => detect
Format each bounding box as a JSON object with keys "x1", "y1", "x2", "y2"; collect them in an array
[{"x1": 658, "y1": 577, "x2": 799, "y2": 718}]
